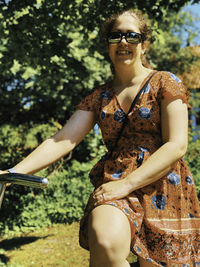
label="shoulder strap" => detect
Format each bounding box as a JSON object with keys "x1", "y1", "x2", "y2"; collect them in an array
[
  {"x1": 108, "y1": 71, "x2": 158, "y2": 158},
  {"x1": 127, "y1": 71, "x2": 158, "y2": 115}
]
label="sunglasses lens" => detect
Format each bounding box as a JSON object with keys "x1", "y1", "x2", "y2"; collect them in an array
[
  {"x1": 126, "y1": 32, "x2": 141, "y2": 44},
  {"x1": 108, "y1": 32, "x2": 121, "y2": 44}
]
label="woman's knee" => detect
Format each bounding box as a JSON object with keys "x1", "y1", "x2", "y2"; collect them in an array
[{"x1": 88, "y1": 205, "x2": 131, "y2": 256}]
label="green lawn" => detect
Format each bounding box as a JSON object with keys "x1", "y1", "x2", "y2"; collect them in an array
[
  {"x1": 0, "y1": 223, "x2": 89, "y2": 267},
  {"x1": 0, "y1": 223, "x2": 137, "y2": 267}
]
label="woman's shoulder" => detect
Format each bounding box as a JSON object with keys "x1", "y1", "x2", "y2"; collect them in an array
[
  {"x1": 76, "y1": 81, "x2": 113, "y2": 112},
  {"x1": 95, "y1": 80, "x2": 113, "y2": 92},
  {"x1": 155, "y1": 71, "x2": 183, "y2": 83},
  {"x1": 88, "y1": 81, "x2": 113, "y2": 100}
]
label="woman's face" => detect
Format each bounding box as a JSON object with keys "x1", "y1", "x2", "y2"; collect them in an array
[{"x1": 108, "y1": 14, "x2": 145, "y2": 69}]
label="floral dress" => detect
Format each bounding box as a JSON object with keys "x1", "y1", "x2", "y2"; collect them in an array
[{"x1": 76, "y1": 71, "x2": 200, "y2": 266}]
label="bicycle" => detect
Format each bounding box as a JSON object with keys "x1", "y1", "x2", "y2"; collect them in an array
[{"x1": 0, "y1": 172, "x2": 49, "y2": 208}]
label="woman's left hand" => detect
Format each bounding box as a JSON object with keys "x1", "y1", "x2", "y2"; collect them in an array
[{"x1": 92, "y1": 179, "x2": 131, "y2": 206}]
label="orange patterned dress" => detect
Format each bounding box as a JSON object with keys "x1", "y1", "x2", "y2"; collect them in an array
[{"x1": 77, "y1": 71, "x2": 200, "y2": 266}]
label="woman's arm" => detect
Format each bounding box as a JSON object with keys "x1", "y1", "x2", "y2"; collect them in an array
[
  {"x1": 125, "y1": 96, "x2": 188, "y2": 191},
  {"x1": 93, "y1": 96, "x2": 189, "y2": 203},
  {"x1": 9, "y1": 110, "x2": 96, "y2": 174}
]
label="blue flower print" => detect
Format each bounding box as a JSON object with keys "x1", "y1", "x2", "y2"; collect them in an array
[
  {"x1": 101, "y1": 110, "x2": 106, "y2": 121},
  {"x1": 110, "y1": 202, "x2": 117, "y2": 207},
  {"x1": 112, "y1": 169, "x2": 123, "y2": 179},
  {"x1": 138, "y1": 107, "x2": 152, "y2": 120},
  {"x1": 101, "y1": 90, "x2": 110, "y2": 100},
  {"x1": 136, "y1": 246, "x2": 141, "y2": 253},
  {"x1": 169, "y1": 73, "x2": 181, "y2": 83},
  {"x1": 167, "y1": 172, "x2": 180, "y2": 186},
  {"x1": 147, "y1": 258, "x2": 153, "y2": 263},
  {"x1": 185, "y1": 176, "x2": 193, "y2": 185},
  {"x1": 152, "y1": 195, "x2": 166, "y2": 210},
  {"x1": 144, "y1": 83, "x2": 151, "y2": 93},
  {"x1": 114, "y1": 109, "x2": 127, "y2": 122},
  {"x1": 188, "y1": 213, "x2": 195, "y2": 218},
  {"x1": 134, "y1": 221, "x2": 138, "y2": 227},
  {"x1": 124, "y1": 208, "x2": 130, "y2": 214},
  {"x1": 138, "y1": 146, "x2": 150, "y2": 152},
  {"x1": 137, "y1": 151, "x2": 144, "y2": 165}
]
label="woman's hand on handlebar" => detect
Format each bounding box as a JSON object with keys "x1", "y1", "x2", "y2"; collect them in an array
[{"x1": 0, "y1": 170, "x2": 8, "y2": 175}]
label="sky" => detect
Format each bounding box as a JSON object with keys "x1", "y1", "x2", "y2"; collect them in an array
[{"x1": 183, "y1": 2, "x2": 200, "y2": 45}]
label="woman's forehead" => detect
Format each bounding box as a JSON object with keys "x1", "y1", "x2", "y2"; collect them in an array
[{"x1": 112, "y1": 14, "x2": 140, "y2": 33}]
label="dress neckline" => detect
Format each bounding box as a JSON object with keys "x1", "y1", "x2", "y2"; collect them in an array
[{"x1": 109, "y1": 70, "x2": 157, "y2": 115}]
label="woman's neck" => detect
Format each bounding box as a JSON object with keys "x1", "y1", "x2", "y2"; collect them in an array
[{"x1": 113, "y1": 64, "x2": 151, "y2": 87}]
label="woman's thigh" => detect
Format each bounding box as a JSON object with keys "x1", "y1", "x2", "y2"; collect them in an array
[{"x1": 88, "y1": 204, "x2": 131, "y2": 257}]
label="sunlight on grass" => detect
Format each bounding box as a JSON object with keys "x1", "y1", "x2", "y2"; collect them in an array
[
  {"x1": 0, "y1": 222, "x2": 137, "y2": 266},
  {"x1": 0, "y1": 223, "x2": 89, "y2": 267}
]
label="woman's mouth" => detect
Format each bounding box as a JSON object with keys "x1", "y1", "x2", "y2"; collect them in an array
[{"x1": 117, "y1": 50, "x2": 132, "y2": 56}]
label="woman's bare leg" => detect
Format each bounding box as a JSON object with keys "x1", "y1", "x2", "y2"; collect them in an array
[{"x1": 88, "y1": 205, "x2": 131, "y2": 267}]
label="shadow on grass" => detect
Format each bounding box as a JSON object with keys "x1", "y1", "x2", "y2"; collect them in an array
[
  {"x1": 0, "y1": 235, "x2": 49, "y2": 251},
  {"x1": 0, "y1": 253, "x2": 9, "y2": 264}
]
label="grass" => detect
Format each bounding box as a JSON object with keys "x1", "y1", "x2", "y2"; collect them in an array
[
  {"x1": 0, "y1": 222, "x2": 89, "y2": 267},
  {"x1": 0, "y1": 223, "x2": 137, "y2": 267}
]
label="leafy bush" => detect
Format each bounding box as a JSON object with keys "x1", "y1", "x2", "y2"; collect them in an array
[
  {"x1": 0, "y1": 122, "x2": 105, "y2": 234},
  {"x1": 185, "y1": 133, "x2": 200, "y2": 198},
  {"x1": 0, "y1": 121, "x2": 61, "y2": 169},
  {"x1": 0, "y1": 160, "x2": 95, "y2": 234}
]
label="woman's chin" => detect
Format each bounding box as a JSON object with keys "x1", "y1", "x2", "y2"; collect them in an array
[{"x1": 116, "y1": 58, "x2": 135, "y2": 66}]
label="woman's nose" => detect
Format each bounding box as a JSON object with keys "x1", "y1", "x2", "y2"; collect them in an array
[{"x1": 120, "y1": 36, "x2": 128, "y2": 45}]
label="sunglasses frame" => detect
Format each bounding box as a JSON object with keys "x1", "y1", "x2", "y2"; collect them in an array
[{"x1": 107, "y1": 31, "x2": 145, "y2": 44}]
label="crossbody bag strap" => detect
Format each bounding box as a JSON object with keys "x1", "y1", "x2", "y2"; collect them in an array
[{"x1": 108, "y1": 71, "x2": 158, "y2": 158}]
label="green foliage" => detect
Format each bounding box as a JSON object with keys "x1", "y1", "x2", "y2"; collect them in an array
[
  {"x1": 148, "y1": 9, "x2": 200, "y2": 73},
  {"x1": 0, "y1": 124, "x2": 105, "y2": 234},
  {"x1": 185, "y1": 134, "x2": 200, "y2": 197},
  {"x1": 0, "y1": 0, "x2": 197, "y2": 125},
  {"x1": 0, "y1": 162, "x2": 92, "y2": 234},
  {"x1": 0, "y1": 121, "x2": 61, "y2": 169}
]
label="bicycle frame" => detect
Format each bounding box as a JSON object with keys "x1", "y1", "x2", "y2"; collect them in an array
[{"x1": 0, "y1": 173, "x2": 48, "y2": 208}]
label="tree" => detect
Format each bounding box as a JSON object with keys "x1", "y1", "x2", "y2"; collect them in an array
[{"x1": 0, "y1": 0, "x2": 199, "y2": 125}]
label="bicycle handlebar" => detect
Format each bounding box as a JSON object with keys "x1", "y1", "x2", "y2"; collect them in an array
[
  {"x1": 0, "y1": 173, "x2": 48, "y2": 188},
  {"x1": 0, "y1": 173, "x2": 49, "y2": 208}
]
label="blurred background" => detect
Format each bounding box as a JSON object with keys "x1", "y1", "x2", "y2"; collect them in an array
[{"x1": 0, "y1": 0, "x2": 200, "y2": 261}]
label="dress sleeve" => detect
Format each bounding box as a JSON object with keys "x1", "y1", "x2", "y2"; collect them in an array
[
  {"x1": 159, "y1": 72, "x2": 191, "y2": 109},
  {"x1": 76, "y1": 87, "x2": 101, "y2": 112}
]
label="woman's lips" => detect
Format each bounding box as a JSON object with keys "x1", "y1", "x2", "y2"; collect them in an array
[{"x1": 117, "y1": 50, "x2": 132, "y2": 55}]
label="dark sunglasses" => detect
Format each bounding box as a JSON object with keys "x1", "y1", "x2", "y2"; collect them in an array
[{"x1": 107, "y1": 32, "x2": 145, "y2": 44}]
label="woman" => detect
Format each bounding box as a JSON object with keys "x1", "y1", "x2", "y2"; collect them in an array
[{"x1": 1, "y1": 9, "x2": 200, "y2": 267}]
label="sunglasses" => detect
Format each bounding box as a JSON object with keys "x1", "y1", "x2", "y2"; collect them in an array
[{"x1": 107, "y1": 32, "x2": 145, "y2": 44}]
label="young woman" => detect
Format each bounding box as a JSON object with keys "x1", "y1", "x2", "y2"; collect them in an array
[{"x1": 1, "y1": 9, "x2": 200, "y2": 267}]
